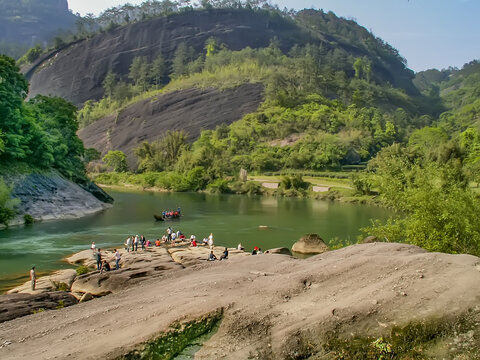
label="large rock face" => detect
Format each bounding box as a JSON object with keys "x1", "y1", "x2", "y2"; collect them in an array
[
  {"x1": 24, "y1": 9, "x2": 417, "y2": 106},
  {"x1": 6, "y1": 173, "x2": 112, "y2": 224},
  {"x1": 77, "y1": 84, "x2": 264, "y2": 168},
  {"x1": 0, "y1": 243, "x2": 479, "y2": 359},
  {"x1": 25, "y1": 9, "x2": 310, "y2": 106},
  {"x1": 292, "y1": 233, "x2": 329, "y2": 254}
]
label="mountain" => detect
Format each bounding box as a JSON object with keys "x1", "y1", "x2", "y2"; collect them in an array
[
  {"x1": 24, "y1": 8, "x2": 418, "y2": 106},
  {"x1": 0, "y1": 0, "x2": 77, "y2": 59}
]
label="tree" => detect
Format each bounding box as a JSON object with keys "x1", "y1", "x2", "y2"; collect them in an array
[
  {"x1": 103, "y1": 150, "x2": 128, "y2": 172},
  {"x1": 205, "y1": 37, "x2": 219, "y2": 57},
  {"x1": 129, "y1": 56, "x2": 150, "y2": 91},
  {"x1": 171, "y1": 42, "x2": 195, "y2": 78},
  {"x1": 102, "y1": 71, "x2": 117, "y2": 98},
  {"x1": 0, "y1": 177, "x2": 19, "y2": 226},
  {"x1": 151, "y1": 54, "x2": 166, "y2": 89},
  {"x1": 364, "y1": 144, "x2": 480, "y2": 256}
]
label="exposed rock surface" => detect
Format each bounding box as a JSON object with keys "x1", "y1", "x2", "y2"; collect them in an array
[
  {"x1": 0, "y1": 291, "x2": 77, "y2": 323},
  {"x1": 25, "y1": 9, "x2": 417, "y2": 106},
  {"x1": 77, "y1": 84, "x2": 264, "y2": 168},
  {"x1": 70, "y1": 247, "x2": 183, "y2": 297},
  {"x1": 5, "y1": 173, "x2": 112, "y2": 224},
  {"x1": 266, "y1": 247, "x2": 292, "y2": 256},
  {"x1": 292, "y1": 233, "x2": 329, "y2": 254},
  {"x1": 6, "y1": 269, "x2": 76, "y2": 295},
  {"x1": 167, "y1": 245, "x2": 249, "y2": 267},
  {"x1": 0, "y1": 243, "x2": 479, "y2": 359}
]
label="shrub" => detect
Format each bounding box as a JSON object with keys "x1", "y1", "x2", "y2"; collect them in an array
[
  {"x1": 24, "y1": 214, "x2": 35, "y2": 225},
  {"x1": 76, "y1": 266, "x2": 89, "y2": 276}
]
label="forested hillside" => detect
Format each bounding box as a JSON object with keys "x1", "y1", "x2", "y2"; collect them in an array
[{"x1": 0, "y1": 0, "x2": 77, "y2": 59}]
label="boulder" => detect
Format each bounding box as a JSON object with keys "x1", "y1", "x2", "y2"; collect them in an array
[
  {"x1": 292, "y1": 234, "x2": 329, "y2": 255},
  {"x1": 360, "y1": 235, "x2": 379, "y2": 244},
  {"x1": 6, "y1": 269, "x2": 77, "y2": 295},
  {"x1": 266, "y1": 247, "x2": 292, "y2": 256},
  {"x1": 70, "y1": 247, "x2": 183, "y2": 296},
  {"x1": 0, "y1": 291, "x2": 78, "y2": 323}
]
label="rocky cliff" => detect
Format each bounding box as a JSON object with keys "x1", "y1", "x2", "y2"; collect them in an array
[
  {"x1": 77, "y1": 83, "x2": 264, "y2": 168},
  {"x1": 6, "y1": 172, "x2": 112, "y2": 225},
  {"x1": 25, "y1": 9, "x2": 417, "y2": 106}
]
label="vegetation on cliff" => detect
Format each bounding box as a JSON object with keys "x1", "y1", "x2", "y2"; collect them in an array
[{"x1": 0, "y1": 55, "x2": 93, "y2": 224}]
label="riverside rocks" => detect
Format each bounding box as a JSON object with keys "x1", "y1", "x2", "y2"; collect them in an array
[
  {"x1": 6, "y1": 172, "x2": 112, "y2": 225},
  {"x1": 0, "y1": 292, "x2": 77, "y2": 323},
  {"x1": 1, "y1": 243, "x2": 479, "y2": 359},
  {"x1": 6, "y1": 269, "x2": 77, "y2": 295},
  {"x1": 70, "y1": 247, "x2": 183, "y2": 297},
  {"x1": 292, "y1": 233, "x2": 329, "y2": 254}
]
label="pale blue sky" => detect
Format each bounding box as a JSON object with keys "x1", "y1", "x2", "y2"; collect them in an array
[{"x1": 68, "y1": 0, "x2": 479, "y2": 72}]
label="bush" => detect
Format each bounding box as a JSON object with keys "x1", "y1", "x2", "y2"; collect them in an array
[
  {"x1": 207, "y1": 178, "x2": 232, "y2": 194},
  {"x1": 24, "y1": 214, "x2": 35, "y2": 225},
  {"x1": 76, "y1": 266, "x2": 89, "y2": 276}
]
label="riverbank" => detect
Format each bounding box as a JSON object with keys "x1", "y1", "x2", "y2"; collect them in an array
[
  {"x1": 91, "y1": 171, "x2": 379, "y2": 205},
  {"x1": 1, "y1": 242, "x2": 479, "y2": 359}
]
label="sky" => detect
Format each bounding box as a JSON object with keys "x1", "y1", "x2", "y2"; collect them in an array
[{"x1": 67, "y1": 0, "x2": 480, "y2": 72}]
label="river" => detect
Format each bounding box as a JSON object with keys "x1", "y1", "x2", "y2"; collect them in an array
[{"x1": 0, "y1": 189, "x2": 390, "y2": 292}]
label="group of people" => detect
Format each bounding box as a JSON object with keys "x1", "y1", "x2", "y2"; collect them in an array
[
  {"x1": 124, "y1": 235, "x2": 150, "y2": 252},
  {"x1": 91, "y1": 242, "x2": 121, "y2": 273},
  {"x1": 87, "y1": 227, "x2": 263, "y2": 273}
]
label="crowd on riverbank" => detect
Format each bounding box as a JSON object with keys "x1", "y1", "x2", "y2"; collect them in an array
[{"x1": 86, "y1": 225, "x2": 265, "y2": 274}]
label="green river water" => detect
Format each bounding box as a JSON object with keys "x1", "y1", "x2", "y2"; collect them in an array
[{"x1": 0, "y1": 189, "x2": 390, "y2": 292}]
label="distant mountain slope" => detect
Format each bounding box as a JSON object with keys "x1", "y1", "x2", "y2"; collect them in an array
[
  {"x1": 0, "y1": 0, "x2": 77, "y2": 58},
  {"x1": 25, "y1": 8, "x2": 417, "y2": 106},
  {"x1": 77, "y1": 84, "x2": 264, "y2": 168}
]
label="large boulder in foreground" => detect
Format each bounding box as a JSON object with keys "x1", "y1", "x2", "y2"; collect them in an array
[
  {"x1": 292, "y1": 233, "x2": 329, "y2": 254},
  {"x1": 0, "y1": 292, "x2": 77, "y2": 323},
  {"x1": 1, "y1": 243, "x2": 479, "y2": 359}
]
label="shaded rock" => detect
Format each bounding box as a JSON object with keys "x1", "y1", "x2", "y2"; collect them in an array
[
  {"x1": 266, "y1": 247, "x2": 292, "y2": 256},
  {"x1": 70, "y1": 247, "x2": 183, "y2": 296},
  {"x1": 79, "y1": 293, "x2": 93, "y2": 303},
  {"x1": 6, "y1": 172, "x2": 111, "y2": 224},
  {"x1": 292, "y1": 234, "x2": 329, "y2": 255},
  {"x1": 0, "y1": 291, "x2": 77, "y2": 323},
  {"x1": 6, "y1": 269, "x2": 77, "y2": 295},
  {"x1": 360, "y1": 235, "x2": 379, "y2": 244}
]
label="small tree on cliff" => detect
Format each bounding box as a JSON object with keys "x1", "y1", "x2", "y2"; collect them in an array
[{"x1": 103, "y1": 150, "x2": 128, "y2": 172}]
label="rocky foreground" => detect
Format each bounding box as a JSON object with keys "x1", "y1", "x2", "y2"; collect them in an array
[{"x1": 1, "y1": 242, "x2": 479, "y2": 359}]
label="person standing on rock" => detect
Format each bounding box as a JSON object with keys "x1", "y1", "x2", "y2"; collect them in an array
[
  {"x1": 91, "y1": 242, "x2": 96, "y2": 252},
  {"x1": 114, "y1": 249, "x2": 121, "y2": 270},
  {"x1": 208, "y1": 233, "x2": 214, "y2": 249},
  {"x1": 166, "y1": 227, "x2": 172, "y2": 242},
  {"x1": 141, "y1": 235, "x2": 146, "y2": 250},
  {"x1": 125, "y1": 236, "x2": 131, "y2": 252},
  {"x1": 96, "y1": 249, "x2": 102, "y2": 270},
  {"x1": 134, "y1": 235, "x2": 139, "y2": 251},
  {"x1": 30, "y1": 266, "x2": 36, "y2": 291}
]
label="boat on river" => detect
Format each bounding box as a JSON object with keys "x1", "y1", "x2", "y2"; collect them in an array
[{"x1": 154, "y1": 209, "x2": 181, "y2": 221}]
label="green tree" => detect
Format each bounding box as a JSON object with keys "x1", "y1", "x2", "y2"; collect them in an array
[
  {"x1": 102, "y1": 71, "x2": 117, "y2": 98},
  {"x1": 103, "y1": 150, "x2": 128, "y2": 172},
  {"x1": 0, "y1": 177, "x2": 19, "y2": 226},
  {"x1": 171, "y1": 42, "x2": 195, "y2": 78},
  {"x1": 129, "y1": 56, "x2": 150, "y2": 91},
  {"x1": 151, "y1": 54, "x2": 166, "y2": 89}
]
